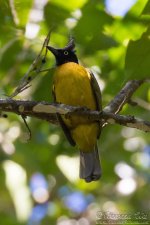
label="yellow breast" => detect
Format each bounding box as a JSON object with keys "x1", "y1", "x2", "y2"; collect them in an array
[
  {"x1": 53, "y1": 62, "x2": 99, "y2": 151},
  {"x1": 54, "y1": 62, "x2": 96, "y2": 109}
]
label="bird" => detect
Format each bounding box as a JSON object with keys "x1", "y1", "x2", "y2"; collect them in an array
[{"x1": 47, "y1": 38, "x2": 102, "y2": 182}]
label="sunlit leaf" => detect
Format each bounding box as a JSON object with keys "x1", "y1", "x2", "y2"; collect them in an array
[
  {"x1": 44, "y1": 2, "x2": 70, "y2": 28},
  {"x1": 128, "y1": 0, "x2": 148, "y2": 16},
  {"x1": 14, "y1": 0, "x2": 33, "y2": 27},
  {"x1": 73, "y1": 1, "x2": 115, "y2": 53},
  {"x1": 141, "y1": 0, "x2": 150, "y2": 16},
  {"x1": 50, "y1": 0, "x2": 87, "y2": 10}
]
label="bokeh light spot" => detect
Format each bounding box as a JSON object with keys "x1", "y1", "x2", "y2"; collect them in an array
[{"x1": 116, "y1": 178, "x2": 137, "y2": 195}]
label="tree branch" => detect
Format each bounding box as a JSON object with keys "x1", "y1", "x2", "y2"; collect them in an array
[
  {"x1": 103, "y1": 79, "x2": 144, "y2": 113},
  {"x1": 0, "y1": 98, "x2": 58, "y2": 124},
  {"x1": 101, "y1": 111, "x2": 150, "y2": 132},
  {"x1": 0, "y1": 80, "x2": 150, "y2": 133},
  {"x1": 0, "y1": 78, "x2": 148, "y2": 133}
]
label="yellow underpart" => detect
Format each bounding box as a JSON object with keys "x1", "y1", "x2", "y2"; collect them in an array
[
  {"x1": 53, "y1": 62, "x2": 99, "y2": 151},
  {"x1": 71, "y1": 123, "x2": 99, "y2": 151}
]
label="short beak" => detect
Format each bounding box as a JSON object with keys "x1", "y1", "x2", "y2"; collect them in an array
[{"x1": 46, "y1": 45, "x2": 58, "y2": 56}]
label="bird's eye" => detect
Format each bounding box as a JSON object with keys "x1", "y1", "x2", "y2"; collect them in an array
[{"x1": 64, "y1": 51, "x2": 69, "y2": 55}]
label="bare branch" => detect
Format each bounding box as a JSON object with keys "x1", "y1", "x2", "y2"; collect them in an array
[
  {"x1": 104, "y1": 80, "x2": 144, "y2": 114},
  {"x1": 0, "y1": 98, "x2": 58, "y2": 124},
  {"x1": 102, "y1": 111, "x2": 150, "y2": 132},
  {"x1": 0, "y1": 78, "x2": 149, "y2": 133},
  {"x1": 0, "y1": 97, "x2": 150, "y2": 133}
]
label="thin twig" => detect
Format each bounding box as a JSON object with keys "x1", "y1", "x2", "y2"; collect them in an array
[
  {"x1": 21, "y1": 115, "x2": 32, "y2": 140},
  {"x1": 10, "y1": 29, "x2": 53, "y2": 98},
  {"x1": 132, "y1": 97, "x2": 150, "y2": 111}
]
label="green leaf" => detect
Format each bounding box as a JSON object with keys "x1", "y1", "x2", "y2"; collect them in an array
[
  {"x1": 73, "y1": 1, "x2": 115, "y2": 53},
  {"x1": 14, "y1": 0, "x2": 33, "y2": 27},
  {"x1": 44, "y1": 2, "x2": 70, "y2": 29},
  {"x1": 127, "y1": 0, "x2": 148, "y2": 17},
  {"x1": 141, "y1": 0, "x2": 150, "y2": 16},
  {"x1": 50, "y1": 0, "x2": 87, "y2": 10},
  {"x1": 82, "y1": 33, "x2": 118, "y2": 55},
  {"x1": 125, "y1": 27, "x2": 150, "y2": 79},
  {"x1": 0, "y1": 1, "x2": 15, "y2": 45},
  {"x1": 0, "y1": 39, "x2": 23, "y2": 72}
]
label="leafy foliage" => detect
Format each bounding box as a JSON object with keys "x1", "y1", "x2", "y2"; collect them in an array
[
  {"x1": 125, "y1": 27, "x2": 150, "y2": 79},
  {"x1": 0, "y1": 0, "x2": 150, "y2": 225}
]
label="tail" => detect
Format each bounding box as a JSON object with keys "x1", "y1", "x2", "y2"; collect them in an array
[{"x1": 79, "y1": 144, "x2": 102, "y2": 182}]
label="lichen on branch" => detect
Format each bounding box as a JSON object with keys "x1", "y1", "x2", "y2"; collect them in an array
[{"x1": 0, "y1": 78, "x2": 149, "y2": 133}]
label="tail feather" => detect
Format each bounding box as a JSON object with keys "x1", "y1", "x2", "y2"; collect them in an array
[{"x1": 79, "y1": 145, "x2": 102, "y2": 182}]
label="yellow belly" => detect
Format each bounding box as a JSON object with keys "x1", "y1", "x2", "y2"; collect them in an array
[{"x1": 53, "y1": 62, "x2": 99, "y2": 151}]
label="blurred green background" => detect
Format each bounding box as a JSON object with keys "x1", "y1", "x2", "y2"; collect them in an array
[{"x1": 0, "y1": 0, "x2": 150, "y2": 224}]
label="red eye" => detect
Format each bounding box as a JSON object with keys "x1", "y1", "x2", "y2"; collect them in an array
[{"x1": 64, "y1": 51, "x2": 69, "y2": 55}]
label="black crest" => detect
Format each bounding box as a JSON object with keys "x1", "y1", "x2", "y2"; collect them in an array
[{"x1": 47, "y1": 38, "x2": 78, "y2": 66}]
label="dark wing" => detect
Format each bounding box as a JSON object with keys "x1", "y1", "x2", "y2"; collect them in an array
[
  {"x1": 88, "y1": 70, "x2": 102, "y2": 111},
  {"x1": 88, "y1": 70, "x2": 102, "y2": 138},
  {"x1": 56, "y1": 114, "x2": 76, "y2": 146},
  {"x1": 52, "y1": 85, "x2": 76, "y2": 146},
  {"x1": 52, "y1": 85, "x2": 56, "y2": 102}
]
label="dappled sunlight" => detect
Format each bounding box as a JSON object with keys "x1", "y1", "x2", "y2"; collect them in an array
[
  {"x1": 105, "y1": 0, "x2": 137, "y2": 16},
  {"x1": 25, "y1": 0, "x2": 48, "y2": 39},
  {"x1": 0, "y1": 122, "x2": 20, "y2": 155},
  {"x1": 6, "y1": 125, "x2": 20, "y2": 140},
  {"x1": 72, "y1": 9, "x2": 82, "y2": 19},
  {"x1": 2, "y1": 141, "x2": 15, "y2": 155},
  {"x1": 30, "y1": 173, "x2": 49, "y2": 203},
  {"x1": 131, "y1": 145, "x2": 150, "y2": 169},
  {"x1": 121, "y1": 127, "x2": 136, "y2": 138},
  {"x1": 56, "y1": 155, "x2": 79, "y2": 182},
  {"x1": 115, "y1": 161, "x2": 136, "y2": 179},
  {"x1": 116, "y1": 178, "x2": 137, "y2": 195},
  {"x1": 65, "y1": 18, "x2": 78, "y2": 29},
  {"x1": 25, "y1": 23, "x2": 40, "y2": 39},
  {"x1": 3, "y1": 160, "x2": 32, "y2": 222},
  {"x1": 48, "y1": 133, "x2": 60, "y2": 145},
  {"x1": 124, "y1": 137, "x2": 145, "y2": 151},
  {"x1": 65, "y1": 9, "x2": 82, "y2": 29},
  {"x1": 28, "y1": 172, "x2": 56, "y2": 224}
]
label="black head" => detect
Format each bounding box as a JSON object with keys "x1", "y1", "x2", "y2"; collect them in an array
[{"x1": 46, "y1": 39, "x2": 78, "y2": 66}]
